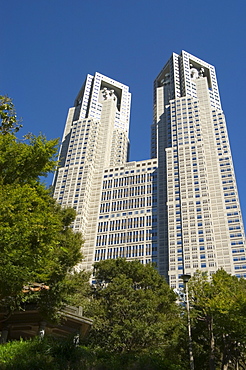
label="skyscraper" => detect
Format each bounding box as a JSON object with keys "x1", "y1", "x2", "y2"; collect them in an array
[
  {"x1": 53, "y1": 73, "x2": 131, "y2": 270},
  {"x1": 53, "y1": 51, "x2": 246, "y2": 288},
  {"x1": 153, "y1": 51, "x2": 245, "y2": 288}
]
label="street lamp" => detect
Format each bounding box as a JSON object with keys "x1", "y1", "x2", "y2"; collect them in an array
[{"x1": 181, "y1": 274, "x2": 194, "y2": 370}]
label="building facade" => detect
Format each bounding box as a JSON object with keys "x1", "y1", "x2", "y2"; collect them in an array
[
  {"x1": 53, "y1": 51, "x2": 246, "y2": 288},
  {"x1": 53, "y1": 73, "x2": 131, "y2": 270}
]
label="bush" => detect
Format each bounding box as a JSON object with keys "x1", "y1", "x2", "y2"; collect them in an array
[{"x1": 0, "y1": 337, "x2": 186, "y2": 369}]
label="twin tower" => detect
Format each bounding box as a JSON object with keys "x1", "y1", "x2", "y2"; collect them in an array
[{"x1": 53, "y1": 51, "x2": 246, "y2": 289}]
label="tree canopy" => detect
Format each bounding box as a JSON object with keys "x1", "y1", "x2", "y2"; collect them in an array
[
  {"x1": 0, "y1": 96, "x2": 84, "y2": 318},
  {"x1": 189, "y1": 269, "x2": 246, "y2": 369},
  {"x1": 85, "y1": 258, "x2": 184, "y2": 364},
  {"x1": 0, "y1": 95, "x2": 22, "y2": 134}
]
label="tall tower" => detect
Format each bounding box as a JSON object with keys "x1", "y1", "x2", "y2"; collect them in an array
[
  {"x1": 53, "y1": 52, "x2": 246, "y2": 288},
  {"x1": 153, "y1": 51, "x2": 246, "y2": 288},
  {"x1": 53, "y1": 73, "x2": 131, "y2": 270}
]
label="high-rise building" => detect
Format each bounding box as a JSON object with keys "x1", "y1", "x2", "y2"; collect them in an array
[
  {"x1": 152, "y1": 51, "x2": 245, "y2": 287},
  {"x1": 53, "y1": 51, "x2": 246, "y2": 289},
  {"x1": 53, "y1": 73, "x2": 131, "y2": 270}
]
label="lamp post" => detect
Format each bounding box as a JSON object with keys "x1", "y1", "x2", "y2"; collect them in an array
[{"x1": 181, "y1": 274, "x2": 194, "y2": 370}]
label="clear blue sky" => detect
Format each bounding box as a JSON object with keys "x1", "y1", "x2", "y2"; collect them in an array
[{"x1": 2, "y1": 0, "x2": 246, "y2": 226}]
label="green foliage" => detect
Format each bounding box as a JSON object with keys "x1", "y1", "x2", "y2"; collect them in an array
[
  {"x1": 189, "y1": 269, "x2": 246, "y2": 369},
  {"x1": 0, "y1": 133, "x2": 58, "y2": 185},
  {"x1": 0, "y1": 172, "x2": 83, "y2": 317},
  {"x1": 85, "y1": 258, "x2": 184, "y2": 366},
  {"x1": 0, "y1": 337, "x2": 184, "y2": 370},
  {"x1": 0, "y1": 337, "x2": 93, "y2": 370},
  {"x1": 0, "y1": 96, "x2": 22, "y2": 134},
  {"x1": 0, "y1": 98, "x2": 84, "y2": 318},
  {"x1": 61, "y1": 270, "x2": 91, "y2": 309}
]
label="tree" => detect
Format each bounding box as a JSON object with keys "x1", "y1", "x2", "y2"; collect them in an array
[
  {"x1": 0, "y1": 96, "x2": 84, "y2": 318},
  {"x1": 0, "y1": 95, "x2": 22, "y2": 134},
  {"x1": 189, "y1": 269, "x2": 246, "y2": 370},
  {"x1": 85, "y1": 258, "x2": 184, "y2": 366}
]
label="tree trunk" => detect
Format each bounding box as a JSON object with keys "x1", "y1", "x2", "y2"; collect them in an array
[
  {"x1": 221, "y1": 334, "x2": 229, "y2": 370},
  {"x1": 209, "y1": 315, "x2": 216, "y2": 370}
]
